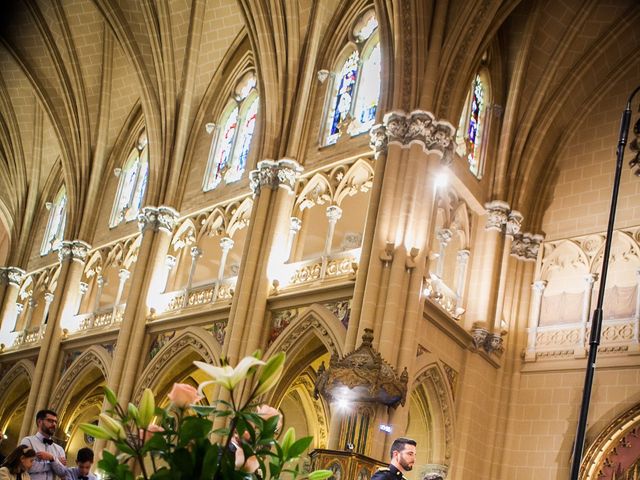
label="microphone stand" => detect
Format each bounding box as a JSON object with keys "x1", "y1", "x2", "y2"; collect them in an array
[{"x1": 569, "y1": 85, "x2": 640, "y2": 480}]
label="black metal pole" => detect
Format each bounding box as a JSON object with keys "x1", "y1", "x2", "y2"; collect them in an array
[{"x1": 569, "y1": 85, "x2": 640, "y2": 480}]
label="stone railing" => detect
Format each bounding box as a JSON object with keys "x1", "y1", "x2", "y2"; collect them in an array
[
  {"x1": 526, "y1": 316, "x2": 639, "y2": 361},
  {"x1": 157, "y1": 276, "x2": 237, "y2": 315},
  {"x1": 287, "y1": 248, "x2": 360, "y2": 287},
  {"x1": 423, "y1": 274, "x2": 461, "y2": 319},
  {"x1": 75, "y1": 304, "x2": 126, "y2": 331},
  {"x1": 12, "y1": 324, "x2": 46, "y2": 347}
]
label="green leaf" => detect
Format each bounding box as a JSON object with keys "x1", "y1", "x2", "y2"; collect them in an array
[
  {"x1": 78, "y1": 422, "x2": 115, "y2": 441},
  {"x1": 103, "y1": 386, "x2": 118, "y2": 406},
  {"x1": 170, "y1": 448, "x2": 194, "y2": 477},
  {"x1": 190, "y1": 405, "x2": 218, "y2": 417},
  {"x1": 200, "y1": 443, "x2": 220, "y2": 480},
  {"x1": 255, "y1": 352, "x2": 286, "y2": 396},
  {"x1": 178, "y1": 416, "x2": 213, "y2": 447},
  {"x1": 280, "y1": 427, "x2": 295, "y2": 456},
  {"x1": 98, "y1": 450, "x2": 119, "y2": 472},
  {"x1": 287, "y1": 436, "x2": 313, "y2": 459},
  {"x1": 150, "y1": 467, "x2": 175, "y2": 480},
  {"x1": 308, "y1": 470, "x2": 334, "y2": 480}
]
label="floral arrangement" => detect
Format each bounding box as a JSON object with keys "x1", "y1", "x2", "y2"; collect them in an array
[{"x1": 80, "y1": 352, "x2": 331, "y2": 480}]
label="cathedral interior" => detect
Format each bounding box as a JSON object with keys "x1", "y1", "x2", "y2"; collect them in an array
[{"x1": 0, "y1": 0, "x2": 640, "y2": 478}]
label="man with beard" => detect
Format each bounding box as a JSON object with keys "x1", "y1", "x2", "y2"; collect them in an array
[
  {"x1": 20, "y1": 409, "x2": 67, "y2": 480},
  {"x1": 371, "y1": 437, "x2": 417, "y2": 480}
]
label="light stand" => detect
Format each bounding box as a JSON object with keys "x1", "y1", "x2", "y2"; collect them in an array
[{"x1": 569, "y1": 85, "x2": 640, "y2": 480}]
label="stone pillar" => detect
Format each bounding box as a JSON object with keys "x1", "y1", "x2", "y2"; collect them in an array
[
  {"x1": 163, "y1": 255, "x2": 177, "y2": 291},
  {"x1": 112, "y1": 269, "x2": 130, "y2": 321},
  {"x1": 634, "y1": 270, "x2": 640, "y2": 349},
  {"x1": 323, "y1": 205, "x2": 342, "y2": 256},
  {"x1": 77, "y1": 282, "x2": 89, "y2": 314},
  {"x1": 576, "y1": 274, "x2": 598, "y2": 357},
  {"x1": 39, "y1": 292, "x2": 55, "y2": 336},
  {"x1": 110, "y1": 206, "x2": 179, "y2": 405},
  {"x1": 224, "y1": 159, "x2": 303, "y2": 364},
  {"x1": 493, "y1": 210, "x2": 523, "y2": 331},
  {"x1": 21, "y1": 240, "x2": 91, "y2": 437},
  {"x1": 183, "y1": 246, "x2": 203, "y2": 307},
  {"x1": 525, "y1": 280, "x2": 547, "y2": 361},
  {"x1": 286, "y1": 217, "x2": 302, "y2": 262},
  {"x1": 92, "y1": 275, "x2": 105, "y2": 313},
  {"x1": 217, "y1": 237, "x2": 234, "y2": 281},
  {"x1": 0, "y1": 267, "x2": 26, "y2": 346},
  {"x1": 339, "y1": 111, "x2": 455, "y2": 460},
  {"x1": 435, "y1": 228, "x2": 453, "y2": 279},
  {"x1": 454, "y1": 250, "x2": 471, "y2": 312},
  {"x1": 23, "y1": 296, "x2": 37, "y2": 332}
]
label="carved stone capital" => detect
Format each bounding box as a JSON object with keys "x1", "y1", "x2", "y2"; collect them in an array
[
  {"x1": 533, "y1": 280, "x2": 548, "y2": 293},
  {"x1": 290, "y1": 217, "x2": 302, "y2": 233},
  {"x1": 325, "y1": 205, "x2": 343, "y2": 222},
  {"x1": 249, "y1": 159, "x2": 303, "y2": 196},
  {"x1": 470, "y1": 324, "x2": 505, "y2": 355},
  {"x1": 0, "y1": 267, "x2": 26, "y2": 287},
  {"x1": 58, "y1": 240, "x2": 92, "y2": 263},
  {"x1": 190, "y1": 246, "x2": 203, "y2": 259},
  {"x1": 79, "y1": 282, "x2": 89, "y2": 295},
  {"x1": 585, "y1": 273, "x2": 599, "y2": 286},
  {"x1": 43, "y1": 292, "x2": 55, "y2": 305},
  {"x1": 526, "y1": 233, "x2": 544, "y2": 261},
  {"x1": 484, "y1": 200, "x2": 510, "y2": 232},
  {"x1": 456, "y1": 249, "x2": 470, "y2": 264},
  {"x1": 219, "y1": 236, "x2": 234, "y2": 251},
  {"x1": 436, "y1": 228, "x2": 453, "y2": 247},
  {"x1": 506, "y1": 210, "x2": 523, "y2": 237},
  {"x1": 370, "y1": 110, "x2": 456, "y2": 163},
  {"x1": 118, "y1": 269, "x2": 131, "y2": 281},
  {"x1": 138, "y1": 206, "x2": 180, "y2": 234}
]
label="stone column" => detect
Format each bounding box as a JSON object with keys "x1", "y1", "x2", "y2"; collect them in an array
[
  {"x1": 21, "y1": 240, "x2": 91, "y2": 436},
  {"x1": 77, "y1": 282, "x2": 89, "y2": 314},
  {"x1": 22, "y1": 296, "x2": 37, "y2": 333},
  {"x1": 634, "y1": 270, "x2": 640, "y2": 349},
  {"x1": 224, "y1": 159, "x2": 303, "y2": 365},
  {"x1": 339, "y1": 111, "x2": 455, "y2": 460},
  {"x1": 39, "y1": 293, "x2": 55, "y2": 337},
  {"x1": 525, "y1": 280, "x2": 547, "y2": 361},
  {"x1": 217, "y1": 237, "x2": 234, "y2": 281},
  {"x1": 435, "y1": 228, "x2": 453, "y2": 279},
  {"x1": 577, "y1": 274, "x2": 598, "y2": 357},
  {"x1": 286, "y1": 217, "x2": 302, "y2": 262},
  {"x1": 110, "y1": 206, "x2": 179, "y2": 405},
  {"x1": 323, "y1": 205, "x2": 342, "y2": 256},
  {"x1": 454, "y1": 249, "x2": 471, "y2": 312},
  {"x1": 92, "y1": 274, "x2": 105, "y2": 313},
  {"x1": 163, "y1": 255, "x2": 177, "y2": 291},
  {"x1": 492, "y1": 210, "x2": 523, "y2": 331},
  {"x1": 183, "y1": 246, "x2": 203, "y2": 307},
  {"x1": 0, "y1": 267, "x2": 25, "y2": 346},
  {"x1": 112, "y1": 269, "x2": 130, "y2": 321}
]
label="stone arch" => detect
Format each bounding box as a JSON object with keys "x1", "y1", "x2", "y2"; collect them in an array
[
  {"x1": 540, "y1": 239, "x2": 590, "y2": 281},
  {"x1": 0, "y1": 359, "x2": 34, "y2": 414},
  {"x1": 333, "y1": 158, "x2": 375, "y2": 206},
  {"x1": 50, "y1": 345, "x2": 112, "y2": 415},
  {"x1": 0, "y1": 360, "x2": 32, "y2": 454},
  {"x1": 294, "y1": 173, "x2": 333, "y2": 216},
  {"x1": 132, "y1": 326, "x2": 222, "y2": 403},
  {"x1": 409, "y1": 361, "x2": 456, "y2": 470},
  {"x1": 580, "y1": 403, "x2": 640, "y2": 480}
]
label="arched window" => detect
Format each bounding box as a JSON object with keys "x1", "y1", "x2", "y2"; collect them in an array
[
  {"x1": 456, "y1": 72, "x2": 490, "y2": 178},
  {"x1": 203, "y1": 74, "x2": 259, "y2": 191},
  {"x1": 110, "y1": 131, "x2": 149, "y2": 227},
  {"x1": 323, "y1": 10, "x2": 380, "y2": 146},
  {"x1": 41, "y1": 186, "x2": 67, "y2": 255}
]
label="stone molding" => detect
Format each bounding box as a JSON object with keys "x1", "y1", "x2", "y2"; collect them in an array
[
  {"x1": 249, "y1": 158, "x2": 303, "y2": 196},
  {"x1": 510, "y1": 233, "x2": 544, "y2": 261},
  {"x1": 369, "y1": 110, "x2": 456, "y2": 163},
  {"x1": 484, "y1": 200, "x2": 510, "y2": 232},
  {"x1": 470, "y1": 324, "x2": 505, "y2": 355},
  {"x1": 137, "y1": 206, "x2": 180, "y2": 234},
  {"x1": 58, "y1": 240, "x2": 92, "y2": 263},
  {"x1": 0, "y1": 266, "x2": 26, "y2": 287}
]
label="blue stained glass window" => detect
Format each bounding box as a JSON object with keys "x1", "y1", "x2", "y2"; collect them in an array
[
  {"x1": 353, "y1": 43, "x2": 381, "y2": 134},
  {"x1": 41, "y1": 186, "x2": 67, "y2": 255},
  {"x1": 467, "y1": 75, "x2": 485, "y2": 176},
  {"x1": 206, "y1": 107, "x2": 239, "y2": 190},
  {"x1": 110, "y1": 132, "x2": 149, "y2": 227},
  {"x1": 326, "y1": 51, "x2": 360, "y2": 145},
  {"x1": 227, "y1": 97, "x2": 258, "y2": 184}
]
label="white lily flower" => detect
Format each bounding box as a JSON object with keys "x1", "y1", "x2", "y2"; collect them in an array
[{"x1": 194, "y1": 356, "x2": 265, "y2": 391}]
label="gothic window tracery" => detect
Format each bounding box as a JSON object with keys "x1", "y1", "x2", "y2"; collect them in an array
[
  {"x1": 323, "y1": 10, "x2": 380, "y2": 146},
  {"x1": 110, "y1": 131, "x2": 149, "y2": 227},
  {"x1": 41, "y1": 186, "x2": 67, "y2": 256},
  {"x1": 204, "y1": 74, "x2": 259, "y2": 191}
]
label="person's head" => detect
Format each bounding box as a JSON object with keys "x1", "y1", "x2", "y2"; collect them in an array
[
  {"x1": 35, "y1": 409, "x2": 58, "y2": 437},
  {"x1": 2, "y1": 445, "x2": 36, "y2": 473},
  {"x1": 389, "y1": 437, "x2": 417, "y2": 473},
  {"x1": 76, "y1": 447, "x2": 94, "y2": 476}
]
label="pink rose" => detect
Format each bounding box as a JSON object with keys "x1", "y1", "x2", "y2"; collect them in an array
[
  {"x1": 138, "y1": 423, "x2": 165, "y2": 443},
  {"x1": 168, "y1": 383, "x2": 202, "y2": 408},
  {"x1": 256, "y1": 405, "x2": 283, "y2": 433}
]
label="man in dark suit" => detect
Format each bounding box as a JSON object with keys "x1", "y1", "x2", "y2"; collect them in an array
[{"x1": 371, "y1": 437, "x2": 417, "y2": 480}]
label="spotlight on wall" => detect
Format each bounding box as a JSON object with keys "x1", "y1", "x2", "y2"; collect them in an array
[
  {"x1": 434, "y1": 172, "x2": 448, "y2": 189},
  {"x1": 336, "y1": 398, "x2": 350, "y2": 410}
]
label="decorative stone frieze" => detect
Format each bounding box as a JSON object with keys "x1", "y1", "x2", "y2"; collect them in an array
[
  {"x1": 58, "y1": 240, "x2": 92, "y2": 263},
  {"x1": 137, "y1": 206, "x2": 180, "y2": 234},
  {"x1": 470, "y1": 323, "x2": 505, "y2": 355},
  {"x1": 506, "y1": 210, "x2": 523, "y2": 236},
  {"x1": 0, "y1": 267, "x2": 26, "y2": 287},
  {"x1": 249, "y1": 159, "x2": 303, "y2": 196},
  {"x1": 369, "y1": 110, "x2": 456, "y2": 163}
]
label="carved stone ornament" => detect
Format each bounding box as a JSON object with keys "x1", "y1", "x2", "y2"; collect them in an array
[
  {"x1": 0, "y1": 267, "x2": 26, "y2": 287},
  {"x1": 137, "y1": 206, "x2": 180, "y2": 233},
  {"x1": 506, "y1": 210, "x2": 523, "y2": 237},
  {"x1": 249, "y1": 158, "x2": 303, "y2": 196},
  {"x1": 484, "y1": 200, "x2": 510, "y2": 232},
  {"x1": 511, "y1": 232, "x2": 544, "y2": 261},
  {"x1": 313, "y1": 328, "x2": 408, "y2": 408},
  {"x1": 58, "y1": 240, "x2": 92, "y2": 263},
  {"x1": 470, "y1": 323, "x2": 506, "y2": 355},
  {"x1": 369, "y1": 110, "x2": 456, "y2": 164}
]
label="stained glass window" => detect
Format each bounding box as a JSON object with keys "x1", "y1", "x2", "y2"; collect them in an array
[
  {"x1": 326, "y1": 51, "x2": 360, "y2": 145},
  {"x1": 353, "y1": 43, "x2": 381, "y2": 134},
  {"x1": 110, "y1": 131, "x2": 149, "y2": 227},
  {"x1": 227, "y1": 96, "x2": 259, "y2": 184},
  {"x1": 203, "y1": 74, "x2": 259, "y2": 191},
  {"x1": 466, "y1": 74, "x2": 486, "y2": 177},
  {"x1": 323, "y1": 10, "x2": 381, "y2": 145},
  {"x1": 41, "y1": 186, "x2": 67, "y2": 255}
]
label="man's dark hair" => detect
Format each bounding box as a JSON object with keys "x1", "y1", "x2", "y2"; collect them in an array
[
  {"x1": 35, "y1": 409, "x2": 58, "y2": 423},
  {"x1": 389, "y1": 437, "x2": 417, "y2": 459},
  {"x1": 76, "y1": 447, "x2": 94, "y2": 463}
]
